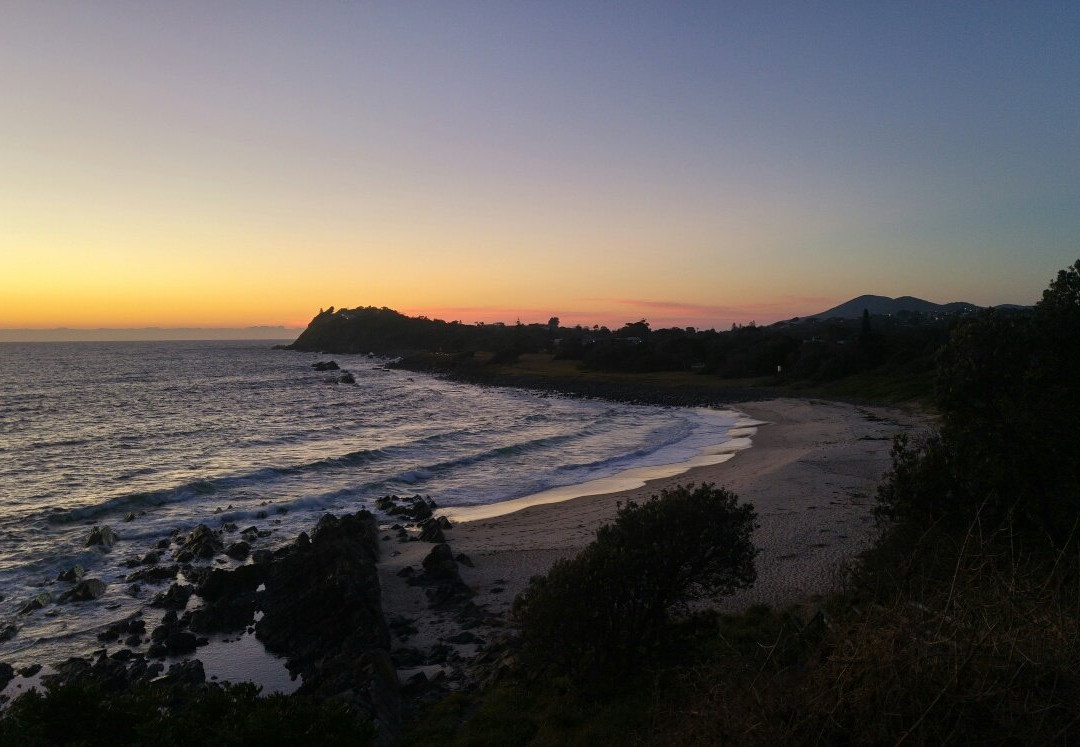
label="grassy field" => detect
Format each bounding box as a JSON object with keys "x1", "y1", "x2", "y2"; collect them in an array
[{"x1": 465, "y1": 353, "x2": 932, "y2": 408}]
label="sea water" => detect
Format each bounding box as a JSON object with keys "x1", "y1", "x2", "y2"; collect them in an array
[{"x1": 0, "y1": 340, "x2": 745, "y2": 674}]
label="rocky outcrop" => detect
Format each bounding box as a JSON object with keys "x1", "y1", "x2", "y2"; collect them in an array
[
  {"x1": 59, "y1": 578, "x2": 107, "y2": 603},
  {"x1": 255, "y1": 512, "x2": 399, "y2": 733},
  {"x1": 312, "y1": 360, "x2": 340, "y2": 371},
  {"x1": 186, "y1": 564, "x2": 265, "y2": 633},
  {"x1": 375, "y1": 495, "x2": 436, "y2": 522},
  {"x1": 172, "y1": 524, "x2": 223, "y2": 562},
  {"x1": 8, "y1": 512, "x2": 399, "y2": 737},
  {"x1": 85, "y1": 525, "x2": 118, "y2": 548}
]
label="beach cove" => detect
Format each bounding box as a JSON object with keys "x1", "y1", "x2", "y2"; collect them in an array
[{"x1": 378, "y1": 397, "x2": 932, "y2": 682}]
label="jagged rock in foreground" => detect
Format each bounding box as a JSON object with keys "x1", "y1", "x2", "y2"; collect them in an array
[
  {"x1": 256, "y1": 511, "x2": 400, "y2": 734},
  {"x1": 15, "y1": 511, "x2": 398, "y2": 740}
]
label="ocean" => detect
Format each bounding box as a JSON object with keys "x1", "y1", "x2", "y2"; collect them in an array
[{"x1": 0, "y1": 340, "x2": 743, "y2": 672}]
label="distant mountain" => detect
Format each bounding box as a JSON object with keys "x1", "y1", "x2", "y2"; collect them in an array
[{"x1": 810, "y1": 295, "x2": 981, "y2": 320}]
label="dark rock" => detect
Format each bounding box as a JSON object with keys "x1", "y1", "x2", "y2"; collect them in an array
[
  {"x1": 396, "y1": 566, "x2": 414, "y2": 578},
  {"x1": 312, "y1": 360, "x2": 340, "y2": 371},
  {"x1": 392, "y1": 647, "x2": 424, "y2": 666},
  {"x1": 426, "y1": 583, "x2": 473, "y2": 608},
  {"x1": 0, "y1": 663, "x2": 14, "y2": 692},
  {"x1": 401, "y1": 670, "x2": 429, "y2": 697},
  {"x1": 255, "y1": 511, "x2": 399, "y2": 730},
  {"x1": 186, "y1": 564, "x2": 265, "y2": 633},
  {"x1": 338, "y1": 372, "x2": 356, "y2": 384},
  {"x1": 173, "y1": 524, "x2": 223, "y2": 560},
  {"x1": 0, "y1": 624, "x2": 17, "y2": 642},
  {"x1": 418, "y1": 518, "x2": 445, "y2": 543},
  {"x1": 85, "y1": 525, "x2": 118, "y2": 548},
  {"x1": 455, "y1": 601, "x2": 487, "y2": 628},
  {"x1": 165, "y1": 630, "x2": 197, "y2": 655},
  {"x1": 160, "y1": 659, "x2": 205, "y2": 685},
  {"x1": 125, "y1": 564, "x2": 179, "y2": 584},
  {"x1": 376, "y1": 494, "x2": 434, "y2": 521},
  {"x1": 225, "y1": 541, "x2": 250, "y2": 560},
  {"x1": 124, "y1": 512, "x2": 136, "y2": 523},
  {"x1": 294, "y1": 532, "x2": 310, "y2": 551},
  {"x1": 42, "y1": 650, "x2": 154, "y2": 693},
  {"x1": 59, "y1": 579, "x2": 107, "y2": 603},
  {"x1": 421, "y1": 544, "x2": 460, "y2": 581},
  {"x1": 150, "y1": 583, "x2": 193, "y2": 610},
  {"x1": 57, "y1": 565, "x2": 86, "y2": 582},
  {"x1": 18, "y1": 663, "x2": 42, "y2": 677},
  {"x1": 156, "y1": 539, "x2": 170, "y2": 550},
  {"x1": 426, "y1": 643, "x2": 453, "y2": 664},
  {"x1": 251, "y1": 549, "x2": 273, "y2": 565},
  {"x1": 222, "y1": 522, "x2": 238, "y2": 533},
  {"x1": 436, "y1": 515, "x2": 453, "y2": 530},
  {"x1": 139, "y1": 551, "x2": 161, "y2": 565},
  {"x1": 240, "y1": 526, "x2": 259, "y2": 540},
  {"x1": 182, "y1": 565, "x2": 212, "y2": 587},
  {"x1": 388, "y1": 617, "x2": 419, "y2": 641},
  {"x1": 454, "y1": 553, "x2": 474, "y2": 568}
]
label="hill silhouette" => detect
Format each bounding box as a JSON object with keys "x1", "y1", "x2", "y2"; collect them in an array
[{"x1": 812, "y1": 295, "x2": 979, "y2": 319}]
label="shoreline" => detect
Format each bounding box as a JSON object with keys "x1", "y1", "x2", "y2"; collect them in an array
[
  {"x1": 440, "y1": 409, "x2": 761, "y2": 524},
  {"x1": 378, "y1": 397, "x2": 932, "y2": 647}
]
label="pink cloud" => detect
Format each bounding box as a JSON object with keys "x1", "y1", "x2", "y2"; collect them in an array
[{"x1": 397, "y1": 295, "x2": 838, "y2": 330}]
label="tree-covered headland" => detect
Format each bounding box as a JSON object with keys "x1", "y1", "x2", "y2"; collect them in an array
[{"x1": 287, "y1": 295, "x2": 1020, "y2": 404}]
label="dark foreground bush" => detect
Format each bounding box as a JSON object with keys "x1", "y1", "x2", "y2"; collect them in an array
[
  {"x1": 0, "y1": 680, "x2": 375, "y2": 746},
  {"x1": 512, "y1": 483, "x2": 757, "y2": 682},
  {"x1": 661, "y1": 521, "x2": 1080, "y2": 745}
]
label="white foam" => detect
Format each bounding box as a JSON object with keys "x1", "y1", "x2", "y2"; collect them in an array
[{"x1": 442, "y1": 413, "x2": 759, "y2": 523}]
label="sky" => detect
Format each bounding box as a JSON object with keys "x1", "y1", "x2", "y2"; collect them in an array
[{"x1": 2, "y1": 2, "x2": 1078, "y2": 337}]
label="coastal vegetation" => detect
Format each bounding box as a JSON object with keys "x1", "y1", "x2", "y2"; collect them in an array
[
  {"x1": 287, "y1": 296, "x2": 1012, "y2": 406},
  {"x1": 512, "y1": 484, "x2": 757, "y2": 685},
  {"x1": 405, "y1": 260, "x2": 1080, "y2": 744}
]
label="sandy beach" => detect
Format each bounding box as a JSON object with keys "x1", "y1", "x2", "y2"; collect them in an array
[{"x1": 377, "y1": 397, "x2": 932, "y2": 679}]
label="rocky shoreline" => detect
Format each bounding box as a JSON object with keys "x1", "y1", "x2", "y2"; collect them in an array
[{"x1": 0, "y1": 499, "x2": 518, "y2": 741}]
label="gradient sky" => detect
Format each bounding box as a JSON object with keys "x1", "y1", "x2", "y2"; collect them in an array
[{"x1": 3, "y1": 2, "x2": 1078, "y2": 335}]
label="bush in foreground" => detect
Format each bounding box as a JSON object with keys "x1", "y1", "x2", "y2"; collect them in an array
[
  {"x1": 512, "y1": 482, "x2": 757, "y2": 683},
  {"x1": 0, "y1": 681, "x2": 375, "y2": 746}
]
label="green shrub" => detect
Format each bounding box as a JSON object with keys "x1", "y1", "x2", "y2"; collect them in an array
[{"x1": 512, "y1": 483, "x2": 757, "y2": 683}]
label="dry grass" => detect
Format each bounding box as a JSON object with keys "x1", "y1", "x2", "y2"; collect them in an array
[{"x1": 648, "y1": 520, "x2": 1080, "y2": 745}]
